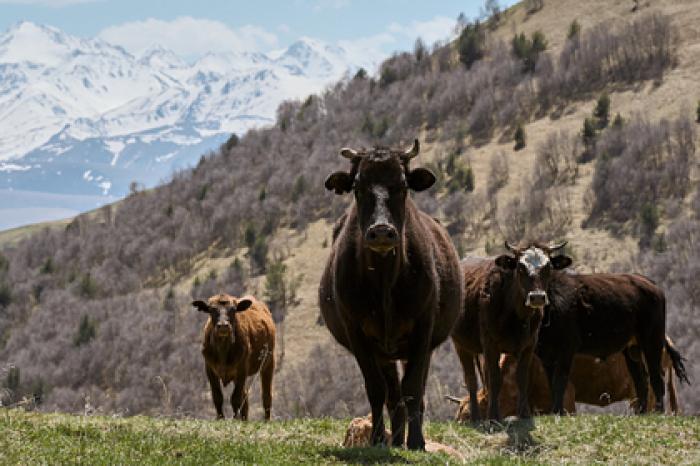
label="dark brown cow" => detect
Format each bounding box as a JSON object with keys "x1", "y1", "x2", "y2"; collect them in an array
[
  {"x1": 192, "y1": 293, "x2": 275, "y2": 420},
  {"x1": 520, "y1": 258, "x2": 676, "y2": 414},
  {"x1": 451, "y1": 242, "x2": 571, "y2": 422},
  {"x1": 319, "y1": 140, "x2": 463, "y2": 450}
]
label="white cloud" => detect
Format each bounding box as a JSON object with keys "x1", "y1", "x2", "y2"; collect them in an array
[
  {"x1": 98, "y1": 16, "x2": 278, "y2": 59},
  {"x1": 338, "y1": 32, "x2": 395, "y2": 71}
]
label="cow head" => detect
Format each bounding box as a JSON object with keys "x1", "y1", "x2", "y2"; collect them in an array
[
  {"x1": 192, "y1": 293, "x2": 253, "y2": 344},
  {"x1": 324, "y1": 139, "x2": 435, "y2": 255},
  {"x1": 495, "y1": 241, "x2": 572, "y2": 318}
]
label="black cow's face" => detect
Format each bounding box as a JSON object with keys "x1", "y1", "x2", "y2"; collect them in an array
[
  {"x1": 192, "y1": 294, "x2": 253, "y2": 343},
  {"x1": 324, "y1": 140, "x2": 435, "y2": 255},
  {"x1": 495, "y1": 244, "x2": 572, "y2": 317}
]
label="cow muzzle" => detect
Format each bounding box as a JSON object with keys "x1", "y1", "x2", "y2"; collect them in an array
[
  {"x1": 525, "y1": 290, "x2": 549, "y2": 309},
  {"x1": 215, "y1": 323, "x2": 233, "y2": 337},
  {"x1": 364, "y1": 224, "x2": 399, "y2": 255}
]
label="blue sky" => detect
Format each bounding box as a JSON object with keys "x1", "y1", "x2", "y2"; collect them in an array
[{"x1": 0, "y1": 0, "x2": 518, "y2": 60}]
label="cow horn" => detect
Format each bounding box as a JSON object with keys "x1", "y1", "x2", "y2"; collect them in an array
[
  {"x1": 340, "y1": 147, "x2": 360, "y2": 160},
  {"x1": 548, "y1": 240, "x2": 568, "y2": 252},
  {"x1": 401, "y1": 139, "x2": 420, "y2": 160},
  {"x1": 504, "y1": 241, "x2": 518, "y2": 254},
  {"x1": 444, "y1": 395, "x2": 462, "y2": 404}
]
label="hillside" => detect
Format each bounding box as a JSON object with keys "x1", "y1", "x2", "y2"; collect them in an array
[
  {"x1": 1, "y1": 0, "x2": 699, "y2": 422},
  {"x1": 1, "y1": 410, "x2": 698, "y2": 465}
]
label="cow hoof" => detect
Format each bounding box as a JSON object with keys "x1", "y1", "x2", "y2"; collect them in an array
[{"x1": 479, "y1": 420, "x2": 505, "y2": 434}]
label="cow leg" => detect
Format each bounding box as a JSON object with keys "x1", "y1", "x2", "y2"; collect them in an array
[
  {"x1": 623, "y1": 348, "x2": 649, "y2": 413},
  {"x1": 231, "y1": 375, "x2": 248, "y2": 420},
  {"x1": 206, "y1": 365, "x2": 224, "y2": 419},
  {"x1": 641, "y1": 338, "x2": 665, "y2": 413},
  {"x1": 515, "y1": 346, "x2": 534, "y2": 419},
  {"x1": 550, "y1": 355, "x2": 573, "y2": 415},
  {"x1": 351, "y1": 332, "x2": 388, "y2": 447},
  {"x1": 381, "y1": 361, "x2": 405, "y2": 447},
  {"x1": 402, "y1": 332, "x2": 432, "y2": 450},
  {"x1": 261, "y1": 356, "x2": 274, "y2": 421},
  {"x1": 483, "y1": 345, "x2": 502, "y2": 421},
  {"x1": 455, "y1": 345, "x2": 480, "y2": 423}
]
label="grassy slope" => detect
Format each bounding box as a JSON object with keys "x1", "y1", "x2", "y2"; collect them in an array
[
  {"x1": 1, "y1": 410, "x2": 699, "y2": 465},
  {"x1": 0, "y1": 218, "x2": 70, "y2": 248}
]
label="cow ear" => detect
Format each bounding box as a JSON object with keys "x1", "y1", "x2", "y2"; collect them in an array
[
  {"x1": 236, "y1": 299, "x2": 253, "y2": 312},
  {"x1": 407, "y1": 168, "x2": 435, "y2": 192},
  {"x1": 495, "y1": 255, "x2": 517, "y2": 270},
  {"x1": 324, "y1": 171, "x2": 354, "y2": 195},
  {"x1": 192, "y1": 300, "x2": 210, "y2": 313},
  {"x1": 551, "y1": 255, "x2": 573, "y2": 270}
]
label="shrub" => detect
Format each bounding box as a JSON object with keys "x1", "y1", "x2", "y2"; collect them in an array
[
  {"x1": 73, "y1": 315, "x2": 96, "y2": 347},
  {"x1": 512, "y1": 31, "x2": 547, "y2": 73},
  {"x1": 697, "y1": 100, "x2": 700, "y2": 123},
  {"x1": 567, "y1": 20, "x2": 581, "y2": 40},
  {"x1": 594, "y1": 93, "x2": 611, "y2": 128},
  {"x1": 458, "y1": 21, "x2": 486, "y2": 69},
  {"x1": 78, "y1": 273, "x2": 98, "y2": 299},
  {"x1": 581, "y1": 117, "x2": 598, "y2": 161},
  {"x1": 514, "y1": 124, "x2": 526, "y2": 150}
]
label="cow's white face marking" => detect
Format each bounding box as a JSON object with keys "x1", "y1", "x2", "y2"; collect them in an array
[{"x1": 519, "y1": 247, "x2": 549, "y2": 276}]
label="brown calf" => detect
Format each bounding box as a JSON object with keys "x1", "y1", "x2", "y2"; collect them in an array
[
  {"x1": 192, "y1": 293, "x2": 275, "y2": 420},
  {"x1": 451, "y1": 337, "x2": 686, "y2": 420}
]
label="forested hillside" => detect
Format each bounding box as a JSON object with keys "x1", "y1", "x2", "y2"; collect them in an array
[{"x1": 1, "y1": 0, "x2": 698, "y2": 419}]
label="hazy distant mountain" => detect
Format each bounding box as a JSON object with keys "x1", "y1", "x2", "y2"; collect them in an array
[{"x1": 0, "y1": 22, "x2": 376, "y2": 211}]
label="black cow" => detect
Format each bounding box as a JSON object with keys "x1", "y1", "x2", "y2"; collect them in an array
[{"x1": 319, "y1": 140, "x2": 463, "y2": 450}]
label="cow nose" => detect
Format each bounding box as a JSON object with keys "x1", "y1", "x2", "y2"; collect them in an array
[
  {"x1": 526, "y1": 290, "x2": 549, "y2": 308},
  {"x1": 365, "y1": 224, "x2": 398, "y2": 245},
  {"x1": 216, "y1": 323, "x2": 232, "y2": 332}
]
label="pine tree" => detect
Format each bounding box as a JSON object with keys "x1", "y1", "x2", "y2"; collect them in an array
[
  {"x1": 594, "y1": 93, "x2": 611, "y2": 128},
  {"x1": 514, "y1": 124, "x2": 527, "y2": 150}
]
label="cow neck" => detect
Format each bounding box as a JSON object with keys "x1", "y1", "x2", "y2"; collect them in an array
[
  {"x1": 354, "y1": 201, "x2": 413, "y2": 353},
  {"x1": 504, "y1": 271, "x2": 533, "y2": 324}
]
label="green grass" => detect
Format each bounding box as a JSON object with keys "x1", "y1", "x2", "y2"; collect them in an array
[{"x1": 1, "y1": 410, "x2": 698, "y2": 465}]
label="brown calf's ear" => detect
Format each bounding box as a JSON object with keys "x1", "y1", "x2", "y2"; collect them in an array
[
  {"x1": 551, "y1": 255, "x2": 573, "y2": 270},
  {"x1": 324, "y1": 171, "x2": 354, "y2": 195},
  {"x1": 192, "y1": 300, "x2": 209, "y2": 313},
  {"x1": 495, "y1": 255, "x2": 518, "y2": 270},
  {"x1": 236, "y1": 299, "x2": 253, "y2": 312},
  {"x1": 407, "y1": 168, "x2": 435, "y2": 192}
]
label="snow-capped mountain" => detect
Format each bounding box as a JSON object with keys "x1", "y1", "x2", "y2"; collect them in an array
[{"x1": 0, "y1": 21, "x2": 378, "y2": 210}]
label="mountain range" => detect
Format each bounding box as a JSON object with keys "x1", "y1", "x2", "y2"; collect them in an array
[{"x1": 0, "y1": 21, "x2": 376, "y2": 229}]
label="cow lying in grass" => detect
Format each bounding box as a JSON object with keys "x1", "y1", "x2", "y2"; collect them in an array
[
  {"x1": 449, "y1": 337, "x2": 687, "y2": 420},
  {"x1": 192, "y1": 293, "x2": 275, "y2": 420}
]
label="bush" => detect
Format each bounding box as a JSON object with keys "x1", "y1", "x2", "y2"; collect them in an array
[
  {"x1": 264, "y1": 259, "x2": 302, "y2": 323},
  {"x1": 696, "y1": 101, "x2": 700, "y2": 123},
  {"x1": 581, "y1": 117, "x2": 598, "y2": 161},
  {"x1": 567, "y1": 20, "x2": 581, "y2": 40},
  {"x1": 73, "y1": 315, "x2": 96, "y2": 347},
  {"x1": 78, "y1": 274, "x2": 98, "y2": 299},
  {"x1": 458, "y1": 21, "x2": 486, "y2": 69},
  {"x1": 512, "y1": 31, "x2": 547, "y2": 73},
  {"x1": 514, "y1": 124, "x2": 526, "y2": 150},
  {"x1": 594, "y1": 93, "x2": 611, "y2": 128}
]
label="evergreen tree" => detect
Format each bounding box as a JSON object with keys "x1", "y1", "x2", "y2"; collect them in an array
[
  {"x1": 514, "y1": 124, "x2": 527, "y2": 150},
  {"x1": 458, "y1": 21, "x2": 486, "y2": 69},
  {"x1": 594, "y1": 93, "x2": 611, "y2": 128}
]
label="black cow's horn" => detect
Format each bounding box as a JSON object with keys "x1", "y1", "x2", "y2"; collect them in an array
[
  {"x1": 548, "y1": 241, "x2": 568, "y2": 252},
  {"x1": 504, "y1": 241, "x2": 518, "y2": 254},
  {"x1": 340, "y1": 147, "x2": 359, "y2": 159},
  {"x1": 401, "y1": 139, "x2": 420, "y2": 160},
  {"x1": 444, "y1": 395, "x2": 462, "y2": 404}
]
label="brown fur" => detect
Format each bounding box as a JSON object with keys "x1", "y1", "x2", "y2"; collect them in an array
[
  {"x1": 454, "y1": 342, "x2": 682, "y2": 420},
  {"x1": 198, "y1": 293, "x2": 275, "y2": 420},
  {"x1": 320, "y1": 142, "x2": 463, "y2": 449},
  {"x1": 451, "y1": 254, "x2": 550, "y2": 422}
]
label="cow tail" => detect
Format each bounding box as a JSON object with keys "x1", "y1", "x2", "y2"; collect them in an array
[{"x1": 665, "y1": 338, "x2": 691, "y2": 385}]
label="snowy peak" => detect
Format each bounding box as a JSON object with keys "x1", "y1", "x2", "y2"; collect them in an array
[
  {"x1": 138, "y1": 45, "x2": 187, "y2": 70},
  {"x1": 275, "y1": 37, "x2": 348, "y2": 77},
  {"x1": 0, "y1": 21, "x2": 131, "y2": 67}
]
